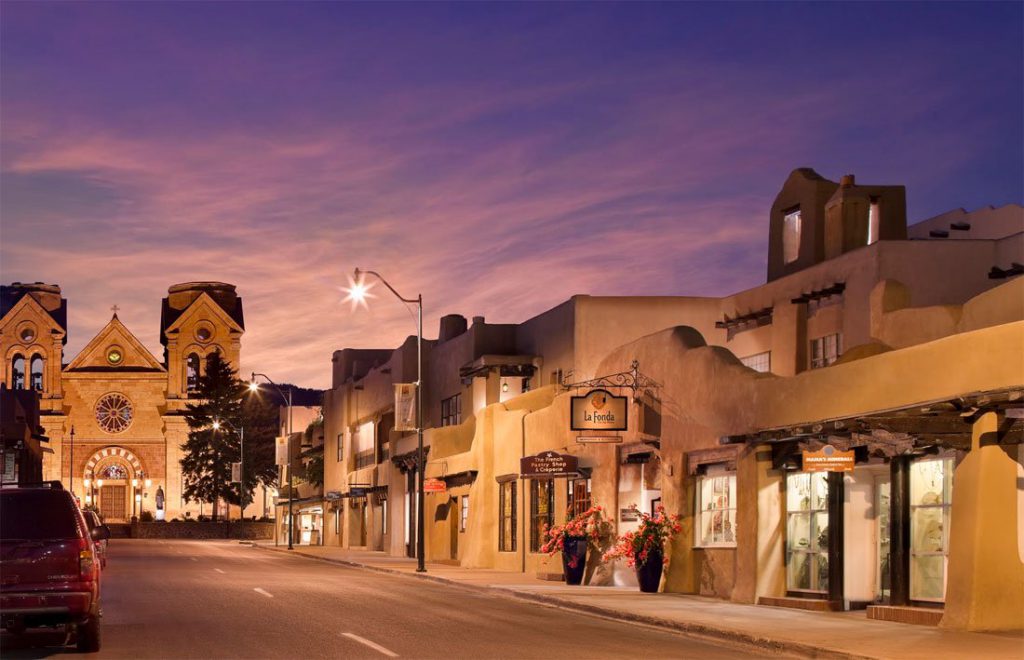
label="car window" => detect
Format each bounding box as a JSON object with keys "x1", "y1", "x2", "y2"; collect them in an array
[{"x1": 0, "y1": 490, "x2": 82, "y2": 541}]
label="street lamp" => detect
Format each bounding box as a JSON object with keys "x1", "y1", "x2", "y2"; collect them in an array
[
  {"x1": 250, "y1": 373, "x2": 293, "y2": 550},
  {"x1": 344, "y1": 268, "x2": 426, "y2": 573},
  {"x1": 69, "y1": 426, "x2": 76, "y2": 496}
]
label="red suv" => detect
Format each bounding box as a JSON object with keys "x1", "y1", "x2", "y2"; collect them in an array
[{"x1": 0, "y1": 482, "x2": 109, "y2": 652}]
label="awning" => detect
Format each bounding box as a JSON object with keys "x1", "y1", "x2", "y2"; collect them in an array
[{"x1": 720, "y1": 387, "x2": 1024, "y2": 457}]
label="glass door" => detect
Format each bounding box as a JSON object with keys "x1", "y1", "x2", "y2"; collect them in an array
[
  {"x1": 909, "y1": 457, "x2": 953, "y2": 602},
  {"x1": 786, "y1": 472, "x2": 830, "y2": 594}
]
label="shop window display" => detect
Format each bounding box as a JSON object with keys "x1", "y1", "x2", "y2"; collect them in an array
[
  {"x1": 910, "y1": 457, "x2": 953, "y2": 602},
  {"x1": 876, "y1": 477, "x2": 891, "y2": 601},
  {"x1": 786, "y1": 472, "x2": 829, "y2": 593},
  {"x1": 695, "y1": 471, "x2": 737, "y2": 547}
]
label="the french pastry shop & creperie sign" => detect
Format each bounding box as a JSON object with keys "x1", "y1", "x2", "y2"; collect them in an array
[{"x1": 571, "y1": 389, "x2": 628, "y2": 431}]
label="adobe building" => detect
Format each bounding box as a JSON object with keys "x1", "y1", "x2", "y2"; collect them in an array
[
  {"x1": 320, "y1": 168, "x2": 1023, "y2": 631},
  {"x1": 0, "y1": 281, "x2": 246, "y2": 521}
]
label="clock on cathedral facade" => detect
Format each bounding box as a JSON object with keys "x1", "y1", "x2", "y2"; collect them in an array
[{"x1": 0, "y1": 281, "x2": 245, "y2": 522}]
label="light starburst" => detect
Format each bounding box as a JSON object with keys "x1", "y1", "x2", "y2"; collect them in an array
[{"x1": 341, "y1": 274, "x2": 376, "y2": 311}]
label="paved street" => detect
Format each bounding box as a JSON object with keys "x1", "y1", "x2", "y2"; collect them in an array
[{"x1": 3, "y1": 539, "x2": 781, "y2": 659}]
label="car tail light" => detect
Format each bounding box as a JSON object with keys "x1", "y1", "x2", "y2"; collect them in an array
[{"x1": 78, "y1": 538, "x2": 95, "y2": 580}]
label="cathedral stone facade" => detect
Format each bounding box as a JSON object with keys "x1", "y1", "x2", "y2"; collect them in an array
[{"x1": 0, "y1": 281, "x2": 244, "y2": 521}]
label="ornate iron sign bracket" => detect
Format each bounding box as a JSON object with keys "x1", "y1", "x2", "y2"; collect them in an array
[{"x1": 563, "y1": 360, "x2": 661, "y2": 401}]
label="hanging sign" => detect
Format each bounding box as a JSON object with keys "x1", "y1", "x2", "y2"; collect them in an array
[
  {"x1": 423, "y1": 478, "x2": 447, "y2": 494},
  {"x1": 325, "y1": 491, "x2": 343, "y2": 501},
  {"x1": 520, "y1": 451, "x2": 579, "y2": 478},
  {"x1": 571, "y1": 389, "x2": 628, "y2": 431},
  {"x1": 802, "y1": 445, "x2": 855, "y2": 472},
  {"x1": 395, "y1": 383, "x2": 417, "y2": 432},
  {"x1": 275, "y1": 436, "x2": 289, "y2": 466}
]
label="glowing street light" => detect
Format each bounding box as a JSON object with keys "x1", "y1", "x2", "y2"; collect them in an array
[
  {"x1": 345, "y1": 267, "x2": 426, "y2": 573},
  {"x1": 341, "y1": 273, "x2": 376, "y2": 310}
]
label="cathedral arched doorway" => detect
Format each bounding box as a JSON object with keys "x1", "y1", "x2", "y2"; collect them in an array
[{"x1": 83, "y1": 447, "x2": 144, "y2": 523}]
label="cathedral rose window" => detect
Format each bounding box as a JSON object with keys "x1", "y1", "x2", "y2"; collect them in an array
[{"x1": 95, "y1": 393, "x2": 134, "y2": 433}]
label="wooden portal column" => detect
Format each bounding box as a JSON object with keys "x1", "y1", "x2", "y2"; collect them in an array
[
  {"x1": 940, "y1": 412, "x2": 1024, "y2": 631},
  {"x1": 889, "y1": 455, "x2": 911, "y2": 606},
  {"x1": 827, "y1": 471, "x2": 845, "y2": 603}
]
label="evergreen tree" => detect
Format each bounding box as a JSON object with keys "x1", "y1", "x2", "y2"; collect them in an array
[
  {"x1": 180, "y1": 353, "x2": 244, "y2": 521},
  {"x1": 180, "y1": 353, "x2": 280, "y2": 520}
]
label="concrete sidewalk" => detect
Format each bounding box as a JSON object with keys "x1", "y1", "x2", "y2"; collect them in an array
[{"x1": 249, "y1": 542, "x2": 1023, "y2": 660}]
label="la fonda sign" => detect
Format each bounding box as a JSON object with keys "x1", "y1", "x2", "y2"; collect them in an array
[{"x1": 571, "y1": 388, "x2": 628, "y2": 431}]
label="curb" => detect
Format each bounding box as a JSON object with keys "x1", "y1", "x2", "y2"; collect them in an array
[{"x1": 250, "y1": 544, "x2": 868, "y2": 659}]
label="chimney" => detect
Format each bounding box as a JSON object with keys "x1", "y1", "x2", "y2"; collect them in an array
[
  {"x1": 840, "y1": 174, "x2": 856, "y2": 187},
  {"x1": 471, "y1": 316, "x2": 486, "y2": 326},
  {"x1": 438, "y1": 314, "x2": 468, "y2": 342}
]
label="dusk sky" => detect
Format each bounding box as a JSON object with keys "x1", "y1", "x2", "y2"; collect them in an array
[{"x1": 2, "y1": 2, "x2": 1021, "y2": 389}]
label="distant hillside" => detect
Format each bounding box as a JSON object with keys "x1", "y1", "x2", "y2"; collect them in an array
[{"x1": 259, "y1": 383, "x2": 323, "y2": 407}]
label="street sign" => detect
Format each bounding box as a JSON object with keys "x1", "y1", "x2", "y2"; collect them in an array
[
  {"x1": 802, "y1": 446, "x2": 855, "y2": 472},
  {"x1": 395, "y1": 383, "x2": 417, "y2": 431},
  {"x1": 325, "y1": 491, "x2": 342, "y2": 501},
  {"x1": 423, "y1": 478, "x2": 447, "y2": 493},
  {"x1": 520, "y1": 451, "x2": 579, "y2": 478},
  {"x1": 571, "y1": 389, "x2": 628, "y2": 431}
]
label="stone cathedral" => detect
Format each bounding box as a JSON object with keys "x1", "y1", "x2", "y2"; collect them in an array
[{"x1": 0, "y1": 281, "x2": 244, "y2": 521}]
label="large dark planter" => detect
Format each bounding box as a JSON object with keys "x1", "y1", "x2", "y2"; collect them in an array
[
  {"x1": 635, "y1": 549, "x2": 663, "y2": 593},
  {"x1": 561, "y1": 535, "x2": 589, "y2": 586}
]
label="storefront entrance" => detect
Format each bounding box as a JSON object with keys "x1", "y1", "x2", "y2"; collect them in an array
[{"x1": 777, "y1": 446, "x2": 956, "y2": 609}]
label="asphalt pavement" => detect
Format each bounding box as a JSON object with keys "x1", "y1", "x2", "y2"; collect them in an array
[{"x1": 2, "y1": 539, "x2": 785, "y2": 659}]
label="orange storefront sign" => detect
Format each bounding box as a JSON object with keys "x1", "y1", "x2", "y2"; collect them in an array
[{"x1": 802, "y1": 445, "x2": 855, "y2": 472}]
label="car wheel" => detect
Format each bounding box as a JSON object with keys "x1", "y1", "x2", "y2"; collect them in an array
[{"x1": 76, "y1": 616, "x2": 101, "y2": 653}]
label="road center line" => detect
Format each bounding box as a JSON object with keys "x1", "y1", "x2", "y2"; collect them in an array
[
  {"x1": 253, "y1": 588, "x2": 274, "y2": 598},
  {"x1": 190, "y1": 557, "x2": 198, "y2": 562},
  {"x1": 342, "y1": 632, "x2": 398, "y2": 658},
  {"x1": 214, "y1": 568, "x2": 225, "y2": 574}
]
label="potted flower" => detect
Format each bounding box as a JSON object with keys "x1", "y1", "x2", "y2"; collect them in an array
[
  {"x1": 603, "y1": 505, "x2": 682, "y2": 593},
  {"x1": 540, "y1": 506, "x2": 614, "y2": 585}
]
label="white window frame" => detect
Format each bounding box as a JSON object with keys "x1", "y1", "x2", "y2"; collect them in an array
[
  {"x1": 694, "y1": 468, "x2": 737, "y2": 548},
  {"x1": 810, "y1": 333, "x2": 842, "y2": 369}
]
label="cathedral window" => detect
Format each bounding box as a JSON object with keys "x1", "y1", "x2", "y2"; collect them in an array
[
  {"x1": 29, "y1": 355, "x2": 44, "y2": 391},
  {"x1": 106, "y1": 346, "x2": 124, "y2": 365},
  {"x1": 19, "y1": 324, "x2": 36, "y2": 343},
  {"x1": 186, "y1": 353, "x2": 201, "y2": 392},
  {"x1": 11, "y1": 354, "x2": 25, "y2": 389},
  {"x1": 195, "y1": 324, "x2": 214, "y2": 342},
  {"x1": 95, "y1": 393, "x2": 134, "y2": 433}
]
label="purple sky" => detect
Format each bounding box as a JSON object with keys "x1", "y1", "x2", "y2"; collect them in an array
[{"x1": 2, "y1": 3, "x2": 1021, "y2": 389}]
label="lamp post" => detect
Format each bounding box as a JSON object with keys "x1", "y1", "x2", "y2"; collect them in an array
[
  {"x1": 250, "y1": 374, "x2": 293, "y2": 550},
  {"x1": 68, "y1": 426, "x2": 75, "y2": 497},
  {"x1": 346, "y1": 268, "x2": 425, "y2": 573}
]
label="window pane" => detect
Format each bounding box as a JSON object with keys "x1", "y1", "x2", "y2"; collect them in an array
[{"x1": 783, "y1": 210, "x2": 802, "y2": 264}]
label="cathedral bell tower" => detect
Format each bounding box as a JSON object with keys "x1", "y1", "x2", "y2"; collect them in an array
[{"x1": 160, "y1": 282, "x2": 245, "y2": 401}]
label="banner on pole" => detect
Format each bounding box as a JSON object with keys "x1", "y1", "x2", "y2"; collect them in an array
[
  {"x1": 275, "y1": 436, "x2": 289, "y2": 466},
  {"x1": 231, "y1": 462, "x2": 242, "y2": 483},
  {"x1": 395, "y1": 383, "x2": 417, "y2": 431}
]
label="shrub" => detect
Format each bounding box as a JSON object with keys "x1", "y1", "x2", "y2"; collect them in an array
[{"x1": 140, "y1": 511, "x2": 154, "y2": 522}]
